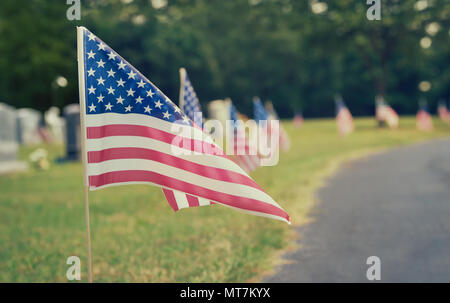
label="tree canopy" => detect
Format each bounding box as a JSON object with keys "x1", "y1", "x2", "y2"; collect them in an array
[{"x1": 0, "y1": 0, "x2": 448, "y2": 117}]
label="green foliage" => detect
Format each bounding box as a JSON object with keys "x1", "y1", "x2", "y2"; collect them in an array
[{"x1": 0, "y1": 0, "x2": 449, "y2": 117}]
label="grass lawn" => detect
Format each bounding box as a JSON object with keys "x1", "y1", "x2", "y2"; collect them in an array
[{"x1": 1, "y1": 117, "x2": 449, "y2": 282}]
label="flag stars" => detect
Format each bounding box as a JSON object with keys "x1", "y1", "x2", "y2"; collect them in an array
[
  {"x1": 97, "y1": 42, "x2": 106, "y2": 51},
  {"x1": 88, "y1": 85, "x2": 96, "y2": 94},
  {"x1": 163, "y1": 111, "x2": 171, "y2": 119},
  {"x1": 97, "y1": 94, "x2": 105, "y2": 102},
  {"x1": 89, "y1": 103, "x2": 96, "y2": 112},
  {"x1": 154, "y1": 100, "x2": 163, "y2": 109},
  {"x1": 127, "y1": 70, "x2": 137, "y2": 80},
  {"x1": 97, "y1": 59, "x2": 106, "y2": 68},
  {"x1": 116, "y1": 78, "x2": 125, "y2": 87},
  {"x1": 116, "y1": 96, "x2": 124, "y2": 104},
  {"x1": 118, "y1": 60, "x2": 126, "y2": 70},
  {"x1": 88, "y1": 32, "x2": 96, "y2": 41},
  {"x1": 126, "y1": 88, "x2": 135, "y2": 97},
  {"x1": 108, "y1": 52, "x2": 117, "y2": 60},
  {"x1": 135, "y1": 96, "x2": 143, "y2": 104},
  {"x1": 144, "y1": 105, "x2": 152, "y2": 113},
  {"x1": 147, "y1": 89, "x2": 155, "y2": 98},
  {"x1": 107, "y1": 86, "x2": 115, "y2": 95},
  {"x1": 182, "y1": 115, "x2": 190, "y2": 124},
  {"x1": 97, "y1": 77, "x2": 105, "y2": 86},
  {"x1": 107, "y1": 69, "x2": 116, "y2": 78},
  {"x1": 137, "y1": 79, "x2": 146, "y2": 88},
  {"x1": 125, "y1": 105, "x2": 133, "y2": 112},
  {"x1": 87, "y1": 68, "x2": 96, "y2": 77},
  {"x1": 105, "y1": 102, "x2": 113, "y2": 111},
  {"x1": 87, "y1": 50, "x2": 96, "y2": 59}
]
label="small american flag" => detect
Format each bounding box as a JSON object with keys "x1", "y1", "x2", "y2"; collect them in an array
[
  {"x1": 416, "y1": 103, "x2": 433, "y2": 131},
  {"x1": 375, "y1": 98, "x2": 399, "y2": 129},
  {"x1": 293, "y1": 111, "x2": 303, "y2": 128},
  {"x1": 77, "y1": 27, "x2": 290, "y2": 223},
  {"x1": 230, "y1": 102, "x2": 260, "y2": 172},
  {"x1": 335, "y1": 97, "x2": 354, "y2": 136},
  {"x1": 437, "y1": 101, "x2": 450, "y2": 124},
  {"x1": 265, "y1": 101, "x2": 290, "y2": 152}
]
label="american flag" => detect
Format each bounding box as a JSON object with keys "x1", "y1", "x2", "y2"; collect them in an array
[
  {"x1": 375, "y1": 98, "x2": 399, "y2": 129},
  {"x1": 229, "y1": 102, "x2": 260, "y2": 173},
  {"x1": 293, "y1": 111, "x2": 303, "y2": 128},
  {"x1": 416, "y1": 103, "x2": 433, "y2": 131},
  {"x1": 437, "y1": 101, "x2": 450, "y2": 124},
  {"x1": 265, "y1": 101, "x2": 290, "y2": 152},
  {"x1": 179, "y1": 68, "x2": 202, "y2": 124},
  {"x1": 77, "y1": 27, "x2": 290, "y2": 223},
  {"x1": 335, "y1": 97, "x2": 354, "y2": 136}
]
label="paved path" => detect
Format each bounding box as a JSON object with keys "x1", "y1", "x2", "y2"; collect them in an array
[{"x1": 266, "y1": 138, "x2": 450, "y2": 282}]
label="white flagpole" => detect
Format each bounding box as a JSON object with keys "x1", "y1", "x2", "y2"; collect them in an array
[
  {"x1": 76, "y1": 26, "x2": 93, "y2": 283},
  {"x1": 178, "y1": 67, "x2": 186, "y2": 110}
]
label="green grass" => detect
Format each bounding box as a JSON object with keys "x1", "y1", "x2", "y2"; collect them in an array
[{"x1": 1, "y1": 117, "x2": 449, "y2": 282}]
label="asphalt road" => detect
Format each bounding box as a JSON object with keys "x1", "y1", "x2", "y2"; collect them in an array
[{"x1": 265, "y1": 138, "x2": 450, "y2": 282}]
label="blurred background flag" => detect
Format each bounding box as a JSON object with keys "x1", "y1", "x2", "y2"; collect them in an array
[
  {"x1": 335, "y1": 95, "x2": 354, "y2": 136},
  {"x1": 265, "y1": 101, "x2": 290, "y2": 152},
  {"x1": 375, "y1": 96, "x2": 399, "y2": 129},
  {"x1": 78, "y1": 27, "x2": 290, "y2": 224},
  {"x1": 416, "y1": 100, "x2": 433, "y2": 131},
  {"x1": 178, "y1": 67, "x2": 202, "y2": 125},
  {"x1": 437, "y1": 100, "x2": 450, "y2": 124},
  {"x1": 293, "y1": 111, "x2": 304, "y2": 128},
  {"x1": 229, "y1": 102, "x2": 260, "y2": 173}
]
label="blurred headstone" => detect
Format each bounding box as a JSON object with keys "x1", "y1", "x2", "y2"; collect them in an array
[
  {"x1": 45, "y1": 106, "x2": 66, "y2": 144},
  {"x1": 64, "y1": 104, "x2": 81, "y2": 161},
  {"x1": 0, "y1": 103, "x2": 27, "y2": 174},
  {"x1": 207, "y1": 99, "x2": 231, "y2": 140},
  {"x1": 16, "y1": 108, "x2": 43, "y2": 145}
]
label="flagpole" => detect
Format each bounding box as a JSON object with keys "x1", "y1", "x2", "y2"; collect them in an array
[
  {"x1": 179, "y1": 68, "x2": 186, "y2": 109},
  {"x1": 77, "y1": 26, "x2": 93, "y2": 283}
]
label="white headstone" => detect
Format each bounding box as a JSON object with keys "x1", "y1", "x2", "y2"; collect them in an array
[
  {"x1": 45, "y1": 106, "x2": 66, "y2": 144},
  {"x1": 16, "y1": 108, "x2": 43, "y2": 145},
  {"x1": 0, "y1": 103, "x2": 27, "y2": 174}
]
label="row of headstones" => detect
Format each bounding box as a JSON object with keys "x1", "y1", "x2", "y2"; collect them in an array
[{"x1": 0, "y1": 103, "x2": 81, "y2": 166}]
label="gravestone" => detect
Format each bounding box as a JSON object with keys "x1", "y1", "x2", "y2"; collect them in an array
[
  {"x1": 63, "y1": 104, "x2": 81, "y2": 161},
  {"x1": 45, "y1": 106, "x2": 66, "y2": 144},
  {"x1": 0, "y1": 103, "x2": 27, "y2": 174},
  {"x1": 16, "y1": 108, "x2": 43, "y2": 145}
]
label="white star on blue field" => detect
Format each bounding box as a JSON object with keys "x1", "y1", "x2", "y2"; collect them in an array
[{"x1": 83, "y1": 29, "x2": 190, "y2": 125}]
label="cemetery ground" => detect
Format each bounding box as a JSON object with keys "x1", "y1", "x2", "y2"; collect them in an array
[{"x1": 0, "y1": 117, "x2": 449, "y2": 282}]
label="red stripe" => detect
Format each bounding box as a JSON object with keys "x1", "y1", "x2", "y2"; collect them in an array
[
  {"x1": 89, "y1": 170, "x2": 289, "y2": 222},
  {"x1": 87, "y1": 147, "x2": 261, "y2": 190},
  {"x1": 186, "y1": 194, "x2": 200, "y2": 207},
  {"x1": 87, "y1": 124, "x2": 225, "y2": 157},
  {"x1": 162, "y1": 188, "x2": 179, "y2": 211}
]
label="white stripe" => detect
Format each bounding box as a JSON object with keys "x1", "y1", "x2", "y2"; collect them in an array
[
  {"x1": 86, "y1": 135, "x2": 245, "y2": 175},
  {"x1": 173, "y1": 190, "x2": 189, "y2": 209},
  {"x1": 198, "y1": 196, "x2": 211, "y2": 206},
  {"x1": 86, "y1": 113, "x2": 211, "y2": 142},
  {"x1": 87, "y1": 158, "x2": 280, "y2": 208}
]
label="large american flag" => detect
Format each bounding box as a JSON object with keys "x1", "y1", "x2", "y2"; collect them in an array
[
  {"x1": 335, "y1": 97, "x2": 354, "y2": 136},
  {"x1": 77, "y1": 27, "x2": 290, "y2": 224}
]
